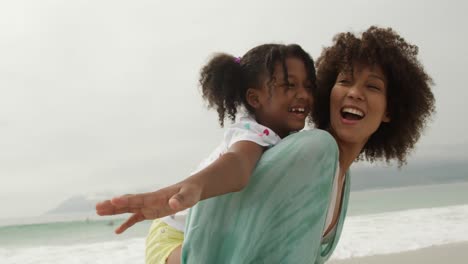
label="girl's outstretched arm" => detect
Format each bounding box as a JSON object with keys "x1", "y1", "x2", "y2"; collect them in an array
[
  {"x1": 95, "y1": 140, "x2": 264, "y2": 234},
  {"x1": 192, "y1": 140, "x2": 264, "y2": 200}
]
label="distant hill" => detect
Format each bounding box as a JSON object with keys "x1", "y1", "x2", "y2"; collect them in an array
[
  {"x1": 45, "y1": 195, "x2": 101, "y2": 215},
  {"x1": 350, "y1": 159, "x2": 468, "y2": 191},
  {"x1": 44, "y1": 189, "x2": 151, "y2": 216},
  {"x1": 46, "y1": 160, "x2": 467, "y2": 215}
]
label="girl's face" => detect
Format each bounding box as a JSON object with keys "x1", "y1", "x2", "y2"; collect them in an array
[
  {"x1": 253, "y1": 57, "x2": 313, "y2": 138},
  {"x1": 329, "y1": 63, "x2": 390, "y2": 147}
]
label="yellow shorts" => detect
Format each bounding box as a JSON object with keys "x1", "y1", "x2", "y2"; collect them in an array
[{"x1": 145, "y1": 219, "x2": 184, "y2": 264}]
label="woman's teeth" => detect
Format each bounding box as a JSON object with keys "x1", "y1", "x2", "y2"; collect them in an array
[
  {"x1": 342, "y1": 107, "x2": 364, "y2": 117},
  {"x1": 341, "y1": 107, "x2": 364, "y2": 120}
]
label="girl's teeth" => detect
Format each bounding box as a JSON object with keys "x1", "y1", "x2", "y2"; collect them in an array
[{"x1": 290, "y1": 108, "x2": 305, "y2": 113}]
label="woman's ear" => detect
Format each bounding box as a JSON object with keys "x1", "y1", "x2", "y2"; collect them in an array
[
  {"x1": 246, "y1": 88, "x2": 262, "y2": 109},
  {"x1": 382, "y1": 112, "x2": 391, "y2": 123}
]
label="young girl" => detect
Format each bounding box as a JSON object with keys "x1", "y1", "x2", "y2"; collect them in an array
[{"x1": 96, "y1": 43, "x2": 317, "y2": 263}]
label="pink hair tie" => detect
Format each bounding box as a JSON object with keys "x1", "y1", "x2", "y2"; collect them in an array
[{"x1": 234, "y1": 56, "x2": 241, "y2": 64}]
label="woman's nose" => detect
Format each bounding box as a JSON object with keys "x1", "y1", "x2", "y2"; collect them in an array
[{"x1": 347, "y1": 84, "x2": 365, "y2": 101}]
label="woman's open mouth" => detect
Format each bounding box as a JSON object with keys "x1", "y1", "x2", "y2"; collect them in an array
[{"x1": 341, "y1": 107, "x2": 365, "y2": 121}]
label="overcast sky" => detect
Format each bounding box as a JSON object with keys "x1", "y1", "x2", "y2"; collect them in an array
[{"x1": 1, "y1": 0, "x2": 467, "y2": 219}]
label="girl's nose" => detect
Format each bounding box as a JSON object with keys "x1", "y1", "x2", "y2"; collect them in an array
[{"x1": 296, "y1": 85, "x2": 312, "y2": 101}]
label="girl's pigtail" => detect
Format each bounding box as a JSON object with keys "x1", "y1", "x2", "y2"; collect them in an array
[{"x1": 199, "y1": 53, "x2": 245, "y2": 127}]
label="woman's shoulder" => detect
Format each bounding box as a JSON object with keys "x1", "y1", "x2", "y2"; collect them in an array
[
  {"x1": 293, "y1": 129, "x2": 336, "y2": 145},
  {"x1": 282, "y1": 129, "x2": 338, "y2": 155}
]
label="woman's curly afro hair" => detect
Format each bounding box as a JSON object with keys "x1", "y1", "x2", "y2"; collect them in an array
[{"x1": 312, "y1": 26, "x2": 435, "y2": 165}]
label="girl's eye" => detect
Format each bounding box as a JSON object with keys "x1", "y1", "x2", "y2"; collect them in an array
[
  {"x1": 338, "y1": 79, "x2": 350, "y2": 84},
  {"x1": 286, "y1": 83, "x2": 296, "y2": 88}
]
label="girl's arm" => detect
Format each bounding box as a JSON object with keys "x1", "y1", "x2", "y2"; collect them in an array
[
  {"x1": 186, "y1": 140, "x2": 264, "y2": 200},
  {"x1": 95, "y1": 141, "x2": 264, "y2": 234}
]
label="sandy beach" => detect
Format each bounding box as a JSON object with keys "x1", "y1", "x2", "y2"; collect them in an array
[{"x1": 328, "y1": 242, "x2": 468, "y2": 264}]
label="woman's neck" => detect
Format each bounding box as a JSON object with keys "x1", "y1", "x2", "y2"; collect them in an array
[
  {"x1": 325, "y1": 127, "x2": 367, "y2": 172},
  {"x1": 336, "y1": 140, "x2": 365, "y2": 173}
]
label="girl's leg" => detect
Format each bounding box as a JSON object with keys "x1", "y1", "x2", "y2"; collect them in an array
[
  {"x1": 145, "y1": 220, "x2": 184, "y2": 264},
  {"x1": 182, "y1": 130, "x2": 339, "y2": 263},
  {"x1": 166, "y1": 246, "x2": 181, "y2": 264}
]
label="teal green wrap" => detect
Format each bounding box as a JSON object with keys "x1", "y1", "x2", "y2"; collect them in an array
[{"x1": 182, "y1": 130, "x2": 350, "y2": 264}]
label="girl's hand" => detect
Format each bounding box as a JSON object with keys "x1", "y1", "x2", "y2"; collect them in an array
[{"x1": 95, "y1": 181, "x2": 202, "y2": 234}]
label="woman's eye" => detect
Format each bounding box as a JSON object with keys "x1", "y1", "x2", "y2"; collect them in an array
[
  {"x1": 338, "y1": 79, "x2": 350, "y2": 84},
  {"x1": 368, "y1": 84, "x2": 381, "y2": 91},
  {"x1": 287, "y1": 83, "x2": 296, "y2": 88}
]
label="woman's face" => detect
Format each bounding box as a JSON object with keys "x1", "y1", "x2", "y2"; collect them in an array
[{"x1": 329, "y1": 63, "x2": 390, "y2": 147}]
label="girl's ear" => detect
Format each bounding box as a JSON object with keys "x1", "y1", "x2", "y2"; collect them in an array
[{"x1": 246, "y1": 88, "x2": 262, "y2": 109}]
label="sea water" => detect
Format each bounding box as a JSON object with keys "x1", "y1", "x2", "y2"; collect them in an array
[{"x1": 2, "y1": 182, "x2": 468, "y2": 263}]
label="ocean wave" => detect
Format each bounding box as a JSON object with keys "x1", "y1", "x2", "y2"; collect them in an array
[
  {"x1": 1, "y1": 204, "x2": 467, "y2": 263},
  {"x1": 0, "y1": 238, "x2": 145, "y2": 264},
  {"x1": 331, "y1": 204, "x2": 468, "y2": 259}
]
